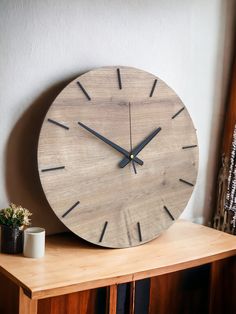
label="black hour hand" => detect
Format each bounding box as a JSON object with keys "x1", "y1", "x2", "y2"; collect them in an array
[
  {"x1": 78, "y1": 122, "x2": 144, "y2": 166},
  {"x1": 119, "y1": 127, "x2": 161, "y2": 168}
]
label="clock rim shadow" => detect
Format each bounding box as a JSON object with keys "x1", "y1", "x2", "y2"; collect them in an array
[{"x1": 4, "y1": 77, "x2": 76, "y2": 235}]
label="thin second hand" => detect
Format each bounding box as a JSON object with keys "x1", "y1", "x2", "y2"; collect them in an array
[{"x1": 129, "y1": 102, "x2": 137, "y2": 174}]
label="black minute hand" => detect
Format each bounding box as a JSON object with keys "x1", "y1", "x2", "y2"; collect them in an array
[
  {"x1": 78, "y1": 122, "x2": 144, "y2": 165},
  {"x1": 119, "y1": 127, "x2": 161, "y2": 168}
]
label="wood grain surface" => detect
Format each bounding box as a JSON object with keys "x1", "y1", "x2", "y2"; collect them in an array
[
  {"x1": 19, "y1": 287, "x2": 38, "y2": 314},
  {"x1": 38, "y1": 288, "x2": 99, "y2": 314},
  {"x1": 0, "y1": 272, "x2": 19, "y2": 314},
  {"x1": 0, "y1": 220, "x2": 236, "y2": 301},
  {"x1": 149, "y1": 265, "x2": 210, "y2": 314},
  {"x1": 38, "y1": 66, "x2": 198, "y2": 248},
  {"x1": 209, "y1": 256, "x2": 236, "y2": 314}
]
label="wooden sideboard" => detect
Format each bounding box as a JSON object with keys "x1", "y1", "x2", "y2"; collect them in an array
[{"x1": 0, "y1": 220, "x2": 236, "y2": 314}]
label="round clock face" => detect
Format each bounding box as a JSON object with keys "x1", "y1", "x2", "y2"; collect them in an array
[{"x1": 38, "y1": 66, "x2": 198, "y2": 248}]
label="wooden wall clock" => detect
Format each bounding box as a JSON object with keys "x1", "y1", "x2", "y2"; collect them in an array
[{"x1": 38, "y1": 66, "x2": 198, "y2": 248}]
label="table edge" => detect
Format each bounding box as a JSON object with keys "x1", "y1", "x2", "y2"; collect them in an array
[{"x1": 27, "y1": 248, "x2": 236, "y2": 300}]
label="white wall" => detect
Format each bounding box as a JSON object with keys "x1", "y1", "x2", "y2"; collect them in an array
[{"x1": 0, "y1": 0, "x2": 235, "y2": 233}]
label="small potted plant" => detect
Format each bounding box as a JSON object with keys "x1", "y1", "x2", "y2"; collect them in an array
[{"x1": 0, "y1": 203, "x2": 32, "y2": 254}]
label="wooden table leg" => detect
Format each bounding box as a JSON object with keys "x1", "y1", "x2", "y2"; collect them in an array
[
  {"x1": 129, "y1": 281, "x2": 135, "y2": 314},
  {"x1": 19, "y1": 287, "x2": 38, "y2": 314},
  {"x1": 107, "y1": 284, "x2": 117, "y2": 314}
]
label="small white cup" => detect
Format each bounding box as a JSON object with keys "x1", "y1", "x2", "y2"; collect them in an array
[{"x1": 23, "y1": 227, "x2": 45, "y2": 258}]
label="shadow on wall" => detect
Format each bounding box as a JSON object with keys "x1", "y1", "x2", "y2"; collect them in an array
[
  {"x1": 203, "y1": 0, "x2": 236, "y2": 225},
  {"x1": 4, "y1": 77, "x2": 76, "y2": 235}
]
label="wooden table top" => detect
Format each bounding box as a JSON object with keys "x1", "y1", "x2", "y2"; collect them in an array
[{"x1": 0, "y1": 220, "x2": 236, "y2": 300}]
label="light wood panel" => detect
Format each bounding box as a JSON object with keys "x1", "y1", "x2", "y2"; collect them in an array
[
  {"x1": 0, "y1": 220, "x2": 236, "y2": 301},
  {"x1": 19, "y1": 287, "x2": 38, "y2": 314},
  {"x1": 38, "y1": 66, "x2": 198, "y2": 248}
]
